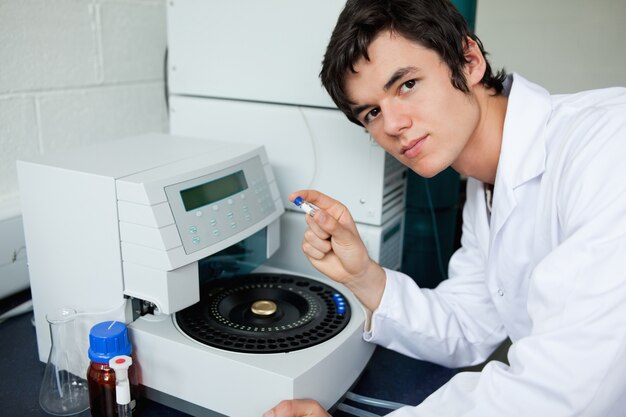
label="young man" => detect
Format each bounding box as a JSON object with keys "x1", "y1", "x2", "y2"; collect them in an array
[{"x1": 264, "y1": 0, "x2": 626, "y2": 416}]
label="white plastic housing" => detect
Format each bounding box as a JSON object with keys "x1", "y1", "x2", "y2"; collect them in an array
[
  {"x1": 129, "y1": 266, "x2": 375, "y2": 417},
  {"x1": 167, "y1": 0, "x2": 345, "y2": 107},
  {"x1": 17, "y1": 134, "x2": 284, "y2": 360}
]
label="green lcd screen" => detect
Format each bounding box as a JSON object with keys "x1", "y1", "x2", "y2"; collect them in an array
[{"x1": 180, "y1": 170, "x2": 248, "y2": 211}]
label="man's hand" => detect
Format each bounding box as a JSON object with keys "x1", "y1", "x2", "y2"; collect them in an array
[
  {"x1": 263, "y1": 399, "x2": 331, "y2": 417},
  {"x1": 289, "y1": 190, "x2": 386, "y2": 311}
]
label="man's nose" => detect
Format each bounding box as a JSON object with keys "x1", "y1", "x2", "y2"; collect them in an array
[{"x1": 382, "y1": 101, "x2": 411, "y2": 137}]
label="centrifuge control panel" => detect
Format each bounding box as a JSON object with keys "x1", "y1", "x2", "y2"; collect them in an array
[{"x1": 164, "y1": 155, "x2": 276, "y2": 254}]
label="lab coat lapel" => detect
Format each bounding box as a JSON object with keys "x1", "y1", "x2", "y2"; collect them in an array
[{"x1": 489, "y1": 74, "x2": 550, "y2": 243}]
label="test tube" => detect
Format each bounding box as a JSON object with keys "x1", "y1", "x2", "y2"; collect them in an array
[{"x1": 293, "y1": 196, "x2": 320, "y2": 216}]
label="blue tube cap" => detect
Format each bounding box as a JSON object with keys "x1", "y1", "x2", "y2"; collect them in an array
[
  {"x1": 88, "y1": 321, "x2": 132, "y2": 363},
  {"x1": 293, "y1": 196, "x2": 304, "y2": 207}
]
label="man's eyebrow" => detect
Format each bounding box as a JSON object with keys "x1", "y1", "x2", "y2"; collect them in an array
[{"x1": 384, "y1": 66, "x2": 419, "y2": 91}]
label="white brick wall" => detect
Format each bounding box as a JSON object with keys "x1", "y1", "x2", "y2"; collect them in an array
[
  {"x1": 100, "y1": 2, "x2": 168, "y2": 82},
  {"x1": 0, "y1": 0, "x2": 168, "y2": 298},
  {"x1": 38, "y1": 84, "x2": 167, "y2": 151},
  {"x1": 0, "y1": 0, "x2": 99, "y2": 92},
  {"x1": 0, "y1": 0, "x2": 168, "y2": 210},
  {"x1": 0, "y1": 97, "x2": 40, "y2": 199}
]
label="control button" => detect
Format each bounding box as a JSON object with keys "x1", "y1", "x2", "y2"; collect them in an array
[
  {"x1": 209, "y1": 219, "x2": 217, "y2": 226},
  {"x1": 189, "y1": 226, "x2": 198, "y2": 234},
  {"x1": 497, "y1": 288, "x2": 504, "y2": 297},
  {"x1": 245, "y1": 214, "x2": 251, "y2": 222},
  {"x1": 227, "y1": 198, "x2": 233, "y2": 205},
  {"x1": 227, "y1": 211, "x2": 234, "y2": 218},
  {"x1": 242, "y1": 205, "x2": 249, "y2": 211},
  {"x1": 240, "y1": 194, "x2": 246, "y2": 199},
  {"x1": 192, "y1": 237, "x2": 201, "y2": 245},
  {"x1": 230, "y1": 222, "x2": 237, "y2": 229},
  {"x1": 212, "y1": 229, "x2": 221, "y2": 237},
  {"x1": 212, "y1": 205, "x2": 219, "y2": 211},
  {"x1": 195, "y1": 210, "x2": 203, "y2": 217}
]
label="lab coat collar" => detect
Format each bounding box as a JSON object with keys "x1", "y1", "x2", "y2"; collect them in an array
[{"x1": 490, "y1": 73, "x2": 550, "y2": 237}]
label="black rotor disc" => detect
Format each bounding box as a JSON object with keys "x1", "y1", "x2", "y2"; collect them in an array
[{"x1": 176, "y1": 273, "x2": 351, "y2": 353}]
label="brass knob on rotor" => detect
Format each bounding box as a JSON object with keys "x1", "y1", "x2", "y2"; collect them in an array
[{"x1": 251, "y1": 300, "x2": 277, "y2": 316}]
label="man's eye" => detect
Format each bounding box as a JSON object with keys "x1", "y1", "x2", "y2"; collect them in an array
[
  {"x1": 364, "y1": 108, "x2": 380, "y2": 123},
  {"x1": 400, "y1": 79, "x2": 416, "y2": 93}
]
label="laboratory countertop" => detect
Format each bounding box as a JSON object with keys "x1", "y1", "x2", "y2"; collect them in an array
[{"x1": 0, "y1": 311, "x2": 457, "y2": 417}]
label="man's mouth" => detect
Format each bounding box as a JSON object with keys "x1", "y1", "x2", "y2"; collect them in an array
[{"x1": 401, "y1": 135, "x2": 428, "y2": 158}]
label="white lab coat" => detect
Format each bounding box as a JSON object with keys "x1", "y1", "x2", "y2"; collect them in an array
[{"x1": 365, "y1": 74, "x2": 626, "y2": 416}]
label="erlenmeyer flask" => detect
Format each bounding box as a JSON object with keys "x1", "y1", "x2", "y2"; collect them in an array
[{"x1": 39, "y1": 307, "x2": 90, "y2": 415}]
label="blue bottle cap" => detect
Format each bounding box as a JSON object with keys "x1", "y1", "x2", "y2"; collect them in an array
[
  {"x1": 88, "y1": 321, "x2": 132, "y2": 363},
  {"x1": 294, "y1": 196, "x2": 303, "y2": 206}
]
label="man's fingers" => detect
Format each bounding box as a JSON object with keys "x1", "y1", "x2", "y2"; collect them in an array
[
  {"x1": 290, "y1": 189, "x2": 359, "y2": 235},
  {"x1": 312, "y1": 210, "x2": 357, "y2": 247},
  {"x1": 305, "y1": 214, "x2": 331, "y2": 240},
  {"x1": 289, "y1": 190, "x2": 331, "y2": 209},
  {"x1": 303, "y1": 229, "x2": 332, "y2": 256},
  {"x1": 263, "y1": 399, "x2": 330, "y2": 417}
]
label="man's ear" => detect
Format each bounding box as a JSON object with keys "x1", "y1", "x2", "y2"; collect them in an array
[{"x1": 463, "y1": 36, "x2": 487, "y2": 87}]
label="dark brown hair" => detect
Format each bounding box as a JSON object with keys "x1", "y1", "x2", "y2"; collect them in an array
[{"x1": 320, "y1": 0, "x2": 506, "y2": 125}]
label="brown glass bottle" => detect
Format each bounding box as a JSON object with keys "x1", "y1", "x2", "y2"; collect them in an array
[
  {"x1": 87, "y1": 321, "x2": 139, "y2": 417},
  {"x1": 87, "y1": 361, "x2": 116, "y2": 417},
  {"x1": 87, "y1": 360, "x2": 139, "y2": 417}
]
